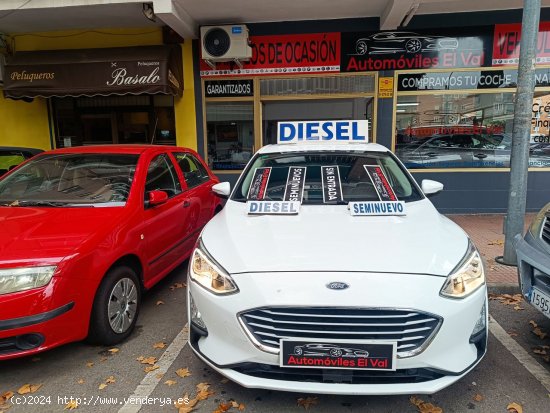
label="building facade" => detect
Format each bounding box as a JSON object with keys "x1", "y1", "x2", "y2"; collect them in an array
[{"x1": 1, "y1": 2, "x2": 550, "y2": 212}]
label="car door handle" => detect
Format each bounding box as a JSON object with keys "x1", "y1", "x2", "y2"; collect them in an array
[{"x1": 183, "y1": 200, "x2": 191, "y2": 208}]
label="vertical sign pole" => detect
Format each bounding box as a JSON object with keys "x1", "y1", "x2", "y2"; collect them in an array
[{"x1": 499, "y1": 0, "x2": 541, "y2": 265}]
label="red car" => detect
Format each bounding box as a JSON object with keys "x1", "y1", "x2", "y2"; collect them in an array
[{"x1": 0, "y1": 145, "x2": 222, "y2": 359}]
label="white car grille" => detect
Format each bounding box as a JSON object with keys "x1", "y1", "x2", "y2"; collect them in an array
[{"x1": 239, "y1": 307, "x2": 442, "y2": 358}]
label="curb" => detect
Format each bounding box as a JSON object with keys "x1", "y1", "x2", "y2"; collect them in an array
[{"x1": 487, "y1": 282, "x2": 520, "y2": 295}]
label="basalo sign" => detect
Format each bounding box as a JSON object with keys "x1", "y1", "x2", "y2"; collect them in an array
[{"x1": 277, "y1": 120, "x2": 369, "y2": 144}]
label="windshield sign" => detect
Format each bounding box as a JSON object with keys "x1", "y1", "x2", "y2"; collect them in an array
[
  {"x1": 277, "y1": 120, "x2": 369, "y2": 143},
  {"x1": 233, "y1": 152, "x2": 423, "y2": 206}
]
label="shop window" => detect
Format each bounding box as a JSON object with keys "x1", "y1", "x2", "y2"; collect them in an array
[
  {"x1": 145, "y1": 154, "x2": 182, "y2": 198},
  {"x1": 173, "y1": 152, "x2": 210, "y2": 189},
  {"x1": 393, "y1": 92, "x2": 550, "y2": 169},
  {"x1": 53, "y1": 95, "x2": 176, "y2": 147},
  {"x1": 262, "y1": 98, "x2": 374, "y2": 145},
  {"x1": 206, "y1": 102, "x2": 254, "y2": 170}
]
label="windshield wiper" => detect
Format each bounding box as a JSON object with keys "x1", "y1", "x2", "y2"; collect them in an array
[{"x1": 10, "y1": 200, "x2": 71, "y2": 207}]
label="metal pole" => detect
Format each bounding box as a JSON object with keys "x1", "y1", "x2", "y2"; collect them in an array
[{"x1": 499, "y1": 0, "x2": 541, "y2": 265}]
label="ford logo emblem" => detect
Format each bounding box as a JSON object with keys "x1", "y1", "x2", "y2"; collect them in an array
[{"x1": 326, "y1": 282, "x2": 349, "y2": 290}]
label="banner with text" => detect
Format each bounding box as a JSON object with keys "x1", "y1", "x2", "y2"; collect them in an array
[{"x1": 200, "y1": 33, "x2": 340, "y2": 77}]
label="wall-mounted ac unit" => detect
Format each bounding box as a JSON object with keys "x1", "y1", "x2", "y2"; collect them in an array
[{"x1": 200, "y1": 25, "x2": 252, "y2": 67}]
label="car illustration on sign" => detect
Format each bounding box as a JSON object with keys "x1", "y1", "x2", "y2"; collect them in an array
[
  {"x1": 293, "y1": 343, "x2": 370, "y2": 358},
  {"x1": 354, "y1": 32, "x2": 459, "y2": 55}
]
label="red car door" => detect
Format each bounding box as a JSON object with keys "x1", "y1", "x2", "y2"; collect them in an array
[
  {"x1": 171, "y1": 151, "x2": 218, "y2": 231},
  {"x1": 140, "y1": 152, "x2": 193, "y2": 287}
]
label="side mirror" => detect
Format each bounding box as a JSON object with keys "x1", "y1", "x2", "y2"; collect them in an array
[
  {"x1": 147, "y1": 190, "x2": 168, "y2": 207},
  {"x1": 421, "y1": 179, "x2": 444, "y2": 197},
  {"x1": 212, "y1": 182, "x2": 231, "y2": 198}
]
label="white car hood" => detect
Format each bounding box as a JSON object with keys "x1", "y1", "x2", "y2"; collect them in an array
[{"x1": 201, "y1": 199, "x2": 469, "y2": 276}]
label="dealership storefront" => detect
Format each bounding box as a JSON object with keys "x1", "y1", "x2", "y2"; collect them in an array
[{"x1": 195, "y1": 19, "x2": 550, "y2": 212}]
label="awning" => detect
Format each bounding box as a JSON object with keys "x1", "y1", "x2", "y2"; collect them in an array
[{"x1": 3, "y1": 45, "x2": 183, "y2": 99}]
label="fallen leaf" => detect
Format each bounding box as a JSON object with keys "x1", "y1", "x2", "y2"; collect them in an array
[
  {"x1": 108, "y1": 348, "x2": 119, "y2": 354},
  {"x1": 514, "y1": 305, "x2": 524, "y2": 311},
  {"x1": 164, "y1": 380, "x2": 177, "y2": 386},
  {"x1": 169, "y1": 282, "x2": 186, "y2": 290},
  {"x1": 182, "y1": 326, "x2": 189, "y2": 333},
  {"x1": 17, "y1": 384, "x2": 41, "y2": 395},
  {"x1": 473, "y1": 394, "x2": 483, "y2": 402},
  {"x1": 153, "y1": 342, "x2": 166, "y2": 349},
  {"x1": 196, "y1": 389, "x2": 214, "y2": 401},
  {"x1": 533, "y1": 348, "x2": 548, "y2": 355},
  {"x1": 176, "y1": 368, "x2": 192, "y2": 378},
  {"x1": 77, "y1": 379, "x2": 84, "y2": 385},
  {"x1": 0, "y1": 391, "x2": 13, "y2": 404},
  {"x1": 231, "y1": 400, "x2": 246, "y2": 411},
  {"x1": 543, "y1": 355, "x2": 550, "y2": 363},
  {"x1": 532, "y1": 327, "x2": 548, "y2": 340},
  {"x1": 507, "y1": 402, "x2": 523, "y2": 413},
  {"x1": 213, "y1": 402, "x2": 232, "y2": 413},
  {"x1": 410, "y1": 396, "x2": 443, "y2": 413},
  {"x1": 138, "y1": 356, "x2": 157, "y2": 365},
  {"x1": 98, "y1": 383, "x2": 107, "y2": 390},
  {"x1": 221, "y1": 378, "x2": 229, "y2": 384},
  {"x1": 86, "y1": 362, "x2": 94, "y2": 368},
  {"x1": 156, "y1": 300, "x2": 165, "y2": 305},
  {"x1": 508, "y1": 331, "x2": 519, "y2": 337},
  {"x1": 144, "y1": 365, "x2": 159, "y2": 373},
  {"x1": 196, "y1": 382, "x2": 210, "y2": 392},
  {"x1": 488, "y1": 239, "x2": 504, "y2": 246},
  {"x1": 105, "y1": 376, "x2": 115, "y2": 384},
  {"x1": 529, "y1": 320, "x2": 538, "y2": 328},
  {"x1": 64, "y1": 400, "x2": 79, "y2": 410},
  {"x1": 297, "y1": 397, "x2": 318, "y2": 410},
  {"x1": 155, "y1": 373, "x2": 164, "y2": 379}
]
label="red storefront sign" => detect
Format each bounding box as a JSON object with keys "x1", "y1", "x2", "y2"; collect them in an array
[
  {"x1": 493, "y1": 22, "x2": 550, "y2": 66},
  {"x1": 199, "y1": 32, "x2": 341, "y2": 77}
]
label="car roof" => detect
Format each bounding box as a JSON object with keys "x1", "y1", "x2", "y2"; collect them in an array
[
  {"x1": 37, "y1": 144, "x2": 191, "y2": 156},
  {"x1": 257, "y1": 142, "x2": 390, "y2": 155}
]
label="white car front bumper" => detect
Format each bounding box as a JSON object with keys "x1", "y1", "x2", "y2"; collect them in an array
[{"x1": 188, "y1": 271, "x2": 487, "y2": 395}]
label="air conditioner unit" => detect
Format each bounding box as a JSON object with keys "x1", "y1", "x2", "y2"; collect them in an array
[{"x1": 200, "y1": 25, "x2": 252, "y2": 67}]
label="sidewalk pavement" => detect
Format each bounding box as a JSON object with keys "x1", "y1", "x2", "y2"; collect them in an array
[{"x1": 446, "y1": 213, "x2": 536, "y2": 287}]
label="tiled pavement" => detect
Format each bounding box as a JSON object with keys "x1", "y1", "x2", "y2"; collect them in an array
[{"x1": 446, "y1": 214, "x2": 536, "y2": 286}]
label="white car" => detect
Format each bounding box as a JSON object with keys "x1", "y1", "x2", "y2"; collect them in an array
[{"x1": 187, "y1": 139, "x2": 487, "y2": 395}]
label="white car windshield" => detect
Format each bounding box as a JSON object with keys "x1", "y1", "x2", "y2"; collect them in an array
[
  {"x1": 232, "y1": 151, "x2": 423, "y2": 204},
  {"x1": 0, "y1": 153, "x2": 138, "y2": 207}
]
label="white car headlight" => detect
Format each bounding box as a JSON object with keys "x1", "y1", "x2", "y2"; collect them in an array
[
  {"x1": 189, "y1": 243, "x2": 238, "y2": 295},
  {"x1": 0, "y1": 266, "x2": 57, "y2": 295},
  {"x1": 440, "y1": 241, "x2": 485, "y2": 299}
]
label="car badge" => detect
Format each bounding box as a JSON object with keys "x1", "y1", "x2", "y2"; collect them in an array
[{"x1": 326, "y1": 282, "x2": 349, "y2": 290}]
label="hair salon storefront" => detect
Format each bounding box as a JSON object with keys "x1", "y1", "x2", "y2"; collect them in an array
[
  {"x1": 3, "y1": 44, "x2": 183, "y2": 148},
  {"x1": 197, "y1": 19, "x2": 550, "y2": 213}
]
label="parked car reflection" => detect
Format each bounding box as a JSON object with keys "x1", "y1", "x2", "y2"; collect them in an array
[{"x1": 396, "y1": 133, "x2": 550, "y2": 168}]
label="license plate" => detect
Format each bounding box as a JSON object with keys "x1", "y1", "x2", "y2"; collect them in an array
[
  {"x1": 280, "y1": 339, "x2": 396, "y2": 371},
  {"x1": 530, "y1": 287, "x2": 550, "y2": 318}
]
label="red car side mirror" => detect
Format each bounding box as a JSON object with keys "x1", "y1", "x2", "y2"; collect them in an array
[{"x1": 147, "y1": 190, "x2": 168, "y2": 207}]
